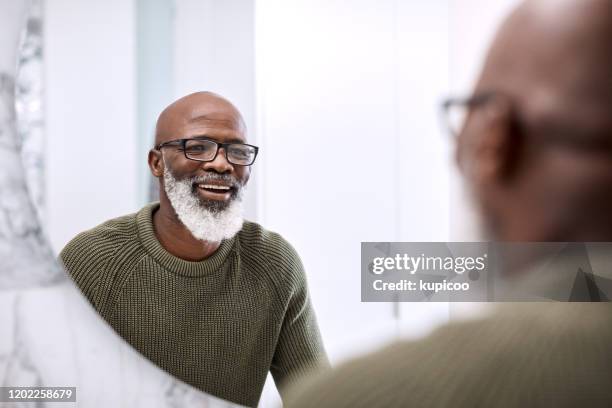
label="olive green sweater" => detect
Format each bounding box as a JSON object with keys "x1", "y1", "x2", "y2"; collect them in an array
[
  {"x1": 286, "y1": 303, "x2": 612, "y2": 408},
  {"x1": 60, "y1": 202, "x2": 328, "y2": 407}
]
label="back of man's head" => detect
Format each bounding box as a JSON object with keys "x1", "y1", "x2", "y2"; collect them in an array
[{"x1": 457, "y1": 0, "x2": 612, "y2": 241}]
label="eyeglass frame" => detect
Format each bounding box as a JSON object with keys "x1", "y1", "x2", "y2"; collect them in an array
[
  {"x1": 440, "y1": 90, "x2": 612, "y2": 152},
  {"x1": 154, "y1": 137, "x2": 260, "y2": 166},
  {"x1": 440, "y1": 91, "x2": 498, "y2": 138}
]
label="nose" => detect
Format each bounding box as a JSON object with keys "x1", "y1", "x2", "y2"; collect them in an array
[{"x1": 202, "y1": 147, "x2": 233, "y2": 173}]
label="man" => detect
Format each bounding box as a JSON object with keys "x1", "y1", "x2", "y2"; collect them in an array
[
  {"x1": 60, "y1": 92, "x2": 328, "y2": 407},
  {"x1": 285, "y1": 0, "x2": 612, "y2": 406}
]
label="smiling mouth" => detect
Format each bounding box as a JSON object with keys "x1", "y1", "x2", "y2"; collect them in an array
[{"x1": 197, "y1": 183, "x2": 231, "y2": 192}]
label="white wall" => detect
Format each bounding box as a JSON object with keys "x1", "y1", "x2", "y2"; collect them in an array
[
  {"x1": 45, "y1": 0, "x2": 138, "y2": 253},
  {"x1": 394, "y1": 0, "x2": 455, "y2": 339},
  {"x1": 254, "y1": 0, "x2": 524, "y2": 356},
  {"x1": 255, "y1": 0, "x2": 454, "y2": 359}
]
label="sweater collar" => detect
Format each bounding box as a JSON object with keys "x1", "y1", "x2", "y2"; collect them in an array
[{"x1": 136, "y1": 202, "x2": 237, "y2": 277}]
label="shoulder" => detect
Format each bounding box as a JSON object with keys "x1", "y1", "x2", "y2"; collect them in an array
[
  {"x1": 239, "y1": 221, "x2": 302, "y2": 262},
  {"x1": 59, "y1": 210, "x2": 142, "y2": 306},
  {"x1": 286, "y1": 304, "x2": 612, "y2": 407},
  {"x1": 238, "y1": 221, "x2": 307, "y2": 290},
  {"x1": 59, "y1": 211, "x2": 139, "y2": 272}
]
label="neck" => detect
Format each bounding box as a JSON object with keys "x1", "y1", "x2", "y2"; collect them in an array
[{"x1": 153, "y1": 197, "x2": 221, "y2": 261}]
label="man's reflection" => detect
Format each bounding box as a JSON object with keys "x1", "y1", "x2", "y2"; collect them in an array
[{"x1": 60, "y1": 92, "x2": 328, "y2": 407}]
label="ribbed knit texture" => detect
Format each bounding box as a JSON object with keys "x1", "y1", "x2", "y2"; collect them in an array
[
  {"x1": 60, "y1": 202, "x2": 328, "y2": 407},
  {"x1": 286, "y1": 303, "x2": 612, "y2": 408}
]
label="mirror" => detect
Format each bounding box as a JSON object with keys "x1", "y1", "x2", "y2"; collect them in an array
[{"x1": 8, "y1": 0, "x2": 520, "y2": 405}]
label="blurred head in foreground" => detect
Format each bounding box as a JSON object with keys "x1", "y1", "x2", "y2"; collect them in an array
[
  {"x1": 453, "y1": 0, "x2": 612, "y2": 241},
  {"x1": 285, "y1": 1, "x2": 612, "y2": 407}
]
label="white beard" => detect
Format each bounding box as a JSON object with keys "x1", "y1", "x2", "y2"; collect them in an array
[{"x1": 163, "y1": 168, "x2": 244, "y2": 242}]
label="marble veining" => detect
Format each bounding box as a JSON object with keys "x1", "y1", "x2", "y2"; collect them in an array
[
  {"x1": 16, "y1": 0, "x2": 45, "y2": 224},
  {"x1": 0, "y1": 73, "x2": 17, "y2": 151},
  {"x1": 0, "y1": 66, "x2": 63, "y2": 291}
]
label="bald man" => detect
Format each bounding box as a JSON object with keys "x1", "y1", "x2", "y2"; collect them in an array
[
  {"x1": 285, "y1": 0, "x2": 612, "y2": 407},
  {"x1": 60, "y1": 92, "x2": 328, "y2": 407}
]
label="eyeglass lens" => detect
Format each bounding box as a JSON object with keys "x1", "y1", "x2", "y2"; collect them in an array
[
  {"x1": 445, "y1": 103, "x2": 470, "y2": 137},
  {"x1": 184, "y1": 139, "x2": 256, "y2": 165}
]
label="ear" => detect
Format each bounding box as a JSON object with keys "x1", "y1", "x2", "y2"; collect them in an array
[
  {"x1": 148, "y1": 149, "x2": 164, "y2": 178},
  {"x1": 465, "y1": 99, "x2": 519, "y2": 187}
]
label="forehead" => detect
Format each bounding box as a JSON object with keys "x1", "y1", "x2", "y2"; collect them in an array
[
  {"x1": 157, "y1": 97, "x2": 248, "y2": 145},
  {"x1": 180, "y1": 114, "x2": 246, "y2": 143}
]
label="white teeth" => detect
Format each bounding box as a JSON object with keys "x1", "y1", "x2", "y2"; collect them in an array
[{"x1": 198, "y1": 184, "x2": 230, "y2": 190}]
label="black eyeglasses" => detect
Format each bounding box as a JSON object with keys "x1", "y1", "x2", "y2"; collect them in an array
[
  {"x1": 440, "y1": 91, "x2": 499, "y2": 138},
  {"x1": 155, "y1": 137, "x2": 259, "y2": 166},
  {"x1": 441, "y1": 91, "x2": 612, "y2": 153}
]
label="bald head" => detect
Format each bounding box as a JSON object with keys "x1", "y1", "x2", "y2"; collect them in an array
[
  {"x1": 477, "y1": 0, "x2": 612, "y2": 132},
  {"x1": 155, "y1": 92, "x2": 247, "y2": 146},
  {"x1": 459, "y1": 0, "x2": 612, "y2": 241}
]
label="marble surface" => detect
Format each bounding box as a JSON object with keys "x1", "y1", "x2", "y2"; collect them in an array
[
  {"x1": 16, "y1": 0, "x2": 45, "y2": 225},
  {"x1": 0, "y1": 283, "x2": 241, "y2": 408},
  {"x1": 0, "y1": 0, "x2": 60, "y2": 291},
  {"x1": 0, "y1": 1, "x2": 242, "y2": 407}
]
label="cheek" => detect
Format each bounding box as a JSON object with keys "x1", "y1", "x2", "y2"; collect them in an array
[
  {"x1": 541, "y1": 152, "x2": 612, "y2": 211},
  {"x1": 237, "y1": 167, "x2": 251, "y2": 185},
  {"x1": 166, "y1": 156, "x2": 200, "y2": 176}
]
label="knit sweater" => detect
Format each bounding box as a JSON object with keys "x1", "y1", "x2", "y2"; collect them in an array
[
  {"x1": 285, "y1": 302, "x2": 612, "y2": 408},
  {"x1": 59, "y1": 202, "x2": 328, "y2": 407}
]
